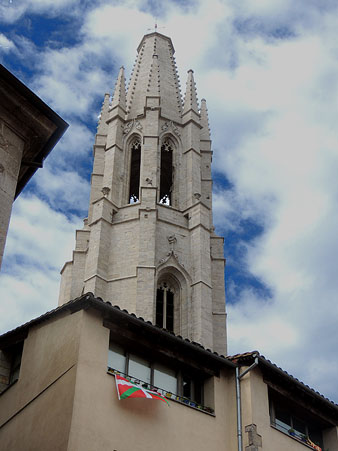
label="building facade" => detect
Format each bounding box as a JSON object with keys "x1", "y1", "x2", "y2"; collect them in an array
[
  {"x1": 0, "y1": 65, "x2": 68, "y2": 270},
  {"x1": 0, "y1": 294, "x2": 337, "y2": 451},
  {"x1": 58, "y1": 32, "x2": 227, "y2": 356}
]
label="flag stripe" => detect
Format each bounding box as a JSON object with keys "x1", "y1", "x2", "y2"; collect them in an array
[
  {"x1": 114, "y1": 374, "x2": 169, "y2": 405},
  {"x1": 120, "y1": 386, "x2": 141, "y2": 399}
]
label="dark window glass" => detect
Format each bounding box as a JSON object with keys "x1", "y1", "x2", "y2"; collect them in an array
[
  {"x1": 159, "y1": 141, "x2": 173, "y2": 205},
  {"x1": 129, "y1": 140, "x2": 141, "y2": 203},
  {"x1": 156, "y1": 288, "x2": 164, "y2": 327},
  {"x1": 166, "y1": 289, "x2": 174, "y2": 332},
  {"x1": 274, "y1": 406, "x2": 291, "y2": 432},
  {"x1": 183, "y1": 375, "x2": 192, "y2": 398},
  {"x1": 293, "y1": 417, "x2": 306, "y2": 437},
  {"x1": 156, "y1": 286, "x2": 174, "y2": 331},
  {"x1": 194, "y1": 380, "x2": 203, "y2": 404}
]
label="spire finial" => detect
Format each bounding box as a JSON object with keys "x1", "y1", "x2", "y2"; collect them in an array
[
  {"x1": 183, "y1": 69, "x2": 199, "y2": 114},
  {"x1": 200, "y1": 98, "x2": 211, "y2": 140},
  {"x1": 97, "y1": 93, "x2": 110, "y2": 134},
  {"x1": 147, "y1": 18, "x2": 165, "y2": 34},
  {"x1": 111, "y1": 66, "x2": 126, "y2": 111}
]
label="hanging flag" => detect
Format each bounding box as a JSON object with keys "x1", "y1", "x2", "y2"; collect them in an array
[{"x1": 115, "y1": 374, "x2": 169, "y2": 405}]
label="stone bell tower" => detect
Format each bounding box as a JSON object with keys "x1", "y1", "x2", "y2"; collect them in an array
[{"x1": 59, "y1": 32, "x2": 227, "y2": 355}]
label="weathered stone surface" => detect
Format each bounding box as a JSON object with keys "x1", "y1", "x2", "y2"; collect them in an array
[
  {"x1": 58, "y1": 32, "x2": 227, "y2": 355},
  {"x1": 245, "y1": 424, "x2": 263, "y2": 449}
]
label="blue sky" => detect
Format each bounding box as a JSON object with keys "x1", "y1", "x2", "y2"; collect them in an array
[{"x1": 1, "y1": 0, "x2": 338, "y2": 403}]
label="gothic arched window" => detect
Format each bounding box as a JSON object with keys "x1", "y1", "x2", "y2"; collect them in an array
[
  {"x1": 159, "y1": 139, "x2": 173, "y2": 205},
  {"x1": 129, "y1": 139, "x2": 141, "y2": 203},
  {"x1": 156, "y1": 282, "x2": 174, "y2": 332}
]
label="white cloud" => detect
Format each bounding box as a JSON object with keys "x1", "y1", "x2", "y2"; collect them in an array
[
  {"x1": 2, "y1": 0, "x2": 338, "y2": 403},
  {"x1": 0, "y1": 0, "x2": 81, "y2": 24},
  {"x1": 0, "y1": 33, "x2": 15, "y2": 53},
  {"x1": 31, "y1": 167, "x2": 90, "y2": 214},
  {"x1": 0, "y1": 195, "x2": 82, "y2": 334}
]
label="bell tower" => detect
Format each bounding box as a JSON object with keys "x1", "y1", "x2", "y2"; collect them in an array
[{"x1": 58, "y1": 32, "x2": 227, "y2": 355}]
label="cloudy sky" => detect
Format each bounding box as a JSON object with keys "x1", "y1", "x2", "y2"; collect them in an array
[{"x1": 1, "y1": 0, "x2": 338, "y2": 402}]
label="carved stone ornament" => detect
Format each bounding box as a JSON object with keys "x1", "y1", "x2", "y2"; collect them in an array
[
  {"x1": 158, "y1": 234, "x2": 184, "y2": 268},
  {"x1": 167, "y1": 234, "x2": 177, "y2": 250},
  {"x1": 123, "y1": 119, "x2": 143, "y2": 135},
  {"x1": 101, "y1": 186, "x2": 110, "y2": 197},
  {"x1": 135, "y1": 120, "x2": 142, "y2": 131},
  {"x1": 161, "y1": 121, "x2": 180, "y2": 137},
  {"x1": 158, "y1": 250, "x2": 182, "y2": 266},
  {"x1": 123, "y1": 121, "x2": 133, "y2": 135}
]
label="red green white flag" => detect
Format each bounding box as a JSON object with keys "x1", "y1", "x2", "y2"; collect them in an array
[{"x1": 115, "y1": 374, "x2": 169, "y2": 405}]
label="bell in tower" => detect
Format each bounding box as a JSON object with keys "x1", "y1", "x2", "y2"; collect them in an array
[{"x1": 58, "y1": 32, "x2": 227, "y2": 356}]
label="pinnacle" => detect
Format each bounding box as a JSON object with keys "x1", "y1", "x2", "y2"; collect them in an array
[
  {"x1": 111, "y1": 66, "x2": 126, "y2": 111},
  {"x1": 97, "y1": 93, "x2": 110, "y2": 134},
  {"x1": 183, "y1": 69, "x2": 199, "y2": 115},
  {"x1": 200, "y1": 98, "x2": 211, "y2": 140}
]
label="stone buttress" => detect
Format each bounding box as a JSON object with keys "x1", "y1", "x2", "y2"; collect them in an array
[{"x1": 58, "y1": 32, "x2": 227, "y2": 355}]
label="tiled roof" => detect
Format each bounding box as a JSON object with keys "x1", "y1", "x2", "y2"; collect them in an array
[
  {"x1": 229, "y1": 350, "x2": 338, "y2": 410},
  {"x1": 1, "y1": 293, "x2": 337, "y2": 413},
  {"x1": 0, "y1": 292, "x2": 235, "y2": 368}
]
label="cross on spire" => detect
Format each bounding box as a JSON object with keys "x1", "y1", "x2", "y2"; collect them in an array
[{"x1": 147, "y1": 18, "x2": 165, "y2": 33}]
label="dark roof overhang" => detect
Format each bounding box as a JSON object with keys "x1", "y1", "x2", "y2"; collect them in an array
[
  {"x1": 0, "y1": 64, "x2": 68, "y2": 198},
  {"x1": 0, "y1": 293, "x2": 235, "y2": 376},
  {"x1": 230, "y1": 351, "x2": 338, "y2": 423}
]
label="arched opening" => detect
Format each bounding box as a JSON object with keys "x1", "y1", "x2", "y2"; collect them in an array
[
  {"x1": 159, "y1": 139, "x2": 173, "y2": 205},
  {"x1": 156, "y1": 283, "x2": 174, "y2": 331},
  {"x1": 129, "y1": 139, "x2": 141, "y2": 203}
]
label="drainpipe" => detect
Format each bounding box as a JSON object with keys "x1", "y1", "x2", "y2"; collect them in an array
[{"x1": 236, "y1": 355, "x2": 259, "y2": 451}]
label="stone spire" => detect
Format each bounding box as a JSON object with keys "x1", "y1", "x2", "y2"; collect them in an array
[
  {"x1": 183, "y1": 69, "x2": 199, "y2": 115},
  {"x1": 126, "y1": 32, "x2": 182, "y2": 122},
  {"x1": 200, "y1": 98, "x2": 211, "y2": 140},
  {"x1": 111, "y1": 66, "x2": 126, "y2": 111},
  {"x1": 97, "y1": 93, "x2": 110, "y2": 134}
]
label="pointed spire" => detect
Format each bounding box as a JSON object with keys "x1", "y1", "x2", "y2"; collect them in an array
[
  {"x1": 126, "y1": 33, "x2": 182, "y2": 122},
  {"x1": 111, "y1": 66, "x2": 126, "y2": 111},
  {"x1": 97, "y1": 93, "x2": 110, "y2": 134},
  {"x1": 200, "y1": 98, "x2": 211, "y2": 140},
  {"x1": 183, "y1": 69, "x2": 199, "y2": 115}
]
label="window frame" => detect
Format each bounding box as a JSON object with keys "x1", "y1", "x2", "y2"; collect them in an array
[
  {"x1": 269, "y1": 389, "x2": 324, "y2": 449},
  {"x1": 156, "y1": 284, "x2": 174, "y2": 332},
  {"x1": 107, "y1": 342, "x2": 205, "y2": 405},
  {"x1": 128, "y1": 138, "x2": 141, "y2": 204},
  {"x1": 159, "y1": 138, "x2": 174, "y2": 206}
]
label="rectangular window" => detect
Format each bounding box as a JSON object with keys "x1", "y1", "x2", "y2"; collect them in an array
[
  {"x1": 107, "y1": 343, "x2": 206, "y2": 407},
  {"x1": 269, "y1": 389, "x2": 324, "y2": 448},
  {"x1": 108, "y1": 343, "x2": 126, "y2": 374},
  {"x1": 153, "y1": 363, "x2": 177, "y2": 393},
  {"x1": 128, "y1": 354, "x2": 151, "y2": 384}
]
